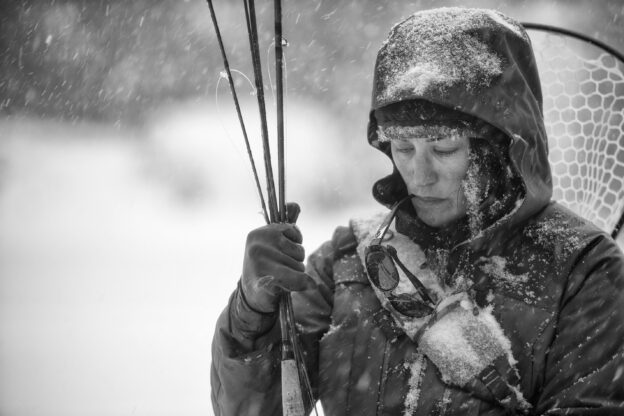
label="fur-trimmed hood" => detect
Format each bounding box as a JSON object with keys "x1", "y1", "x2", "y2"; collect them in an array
[{"x1": 368, "y1": 7, "x2": 552, "y2": 250}]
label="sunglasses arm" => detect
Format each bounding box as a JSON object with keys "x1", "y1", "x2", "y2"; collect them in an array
[
  {"x1": 387, "y1": 248, "x2": 436, "y2": 306},
  {"x1": 371, "y1": 195, "x2": 414, "y2": 245}
]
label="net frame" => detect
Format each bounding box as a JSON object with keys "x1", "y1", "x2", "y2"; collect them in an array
[{"x1": 522, "y1": 22, "x2": 624, "y2": 239}]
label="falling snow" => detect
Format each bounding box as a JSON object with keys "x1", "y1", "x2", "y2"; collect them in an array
[{"x1": 1, "y1": 2, "x2": 623, "y2": 415}]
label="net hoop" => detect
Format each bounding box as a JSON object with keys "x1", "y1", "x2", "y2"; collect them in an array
[
  {"x1": 522, "y1": 22, "x2": 624, "y2": 239},
  {"x1": 522, "y1": 23, "x2": 624, "y2": 65}
]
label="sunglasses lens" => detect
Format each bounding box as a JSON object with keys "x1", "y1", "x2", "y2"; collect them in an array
[
  {"x1": 389, "y1": 293, "x2": 434, "y2": 318},
  {"x1": 366, "y1": 250, "x2": 399, "y2": 291}
]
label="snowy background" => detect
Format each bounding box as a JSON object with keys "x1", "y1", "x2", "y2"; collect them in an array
[{"x1": 1, "y1": 1, "x2": 623, "y2": 415}]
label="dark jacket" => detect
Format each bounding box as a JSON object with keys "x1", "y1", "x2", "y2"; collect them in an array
[{"x1": 211, "y1": 8, "x2": 624, "y2": 415}]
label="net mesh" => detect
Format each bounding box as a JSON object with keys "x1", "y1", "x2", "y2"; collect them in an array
[{"x1": 527, "y1": 29, "x2": 624, "y2": 235}]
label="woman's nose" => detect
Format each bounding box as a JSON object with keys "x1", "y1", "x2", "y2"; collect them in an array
[{"x1": 410, "y1": 154, "x2": 437, "y2": 187}]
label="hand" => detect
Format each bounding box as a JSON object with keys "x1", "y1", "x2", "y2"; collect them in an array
[{"x1": 240, "y1": 204, "x2": 315, "y2": 314}]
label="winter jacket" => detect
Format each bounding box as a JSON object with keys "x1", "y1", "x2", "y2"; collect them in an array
[{"x1": 211, "y1": 8, "x2": 624, "y2": 415}]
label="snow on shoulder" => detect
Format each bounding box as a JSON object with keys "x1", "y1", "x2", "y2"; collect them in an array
[{"x1": 376, "y1": 7, "x2": 525, "y2": 105}]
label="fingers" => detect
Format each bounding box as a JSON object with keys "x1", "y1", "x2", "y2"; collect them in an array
[
  {"x1": 253, "y1": 247, "x2": 312, "y2": 289},
  {"x1": 250, "y1": 270, "x2": 316, "y2": 314},
  {"x1": 246, "y1": 224, "x2": 304, "y2": 262},
  {"x1": 242, "y1": 219, "x2": 313, "y2": 313},
  {"x1": 251, "y1": 245, "x2": 305, "y2": 274},
  {"x1": 278, "y1": 236, "x2": 305, "y2": 262},
  {"x1": 259, "y1": 270, "x2": 317, "y2": 293},
  {"x1": 276, "y1": 272, "x2": 317, "y2": 292},
  {"x1": 248, "y1": 223, "x2": 301, "y2": 244},
  {"x1": 280, "y1": 223, "x2": 302, "y2": 244}
]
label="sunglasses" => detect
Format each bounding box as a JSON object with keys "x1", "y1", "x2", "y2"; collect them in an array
[{"x1": 365, "y1": 195, "x2": 437, "y2": 317}]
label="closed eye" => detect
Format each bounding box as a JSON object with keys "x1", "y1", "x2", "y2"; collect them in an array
[
  {"x1": 392, "y1": 142, "x2": 414, "y2": 154},
  {"x1": 395, "y1": 146, "x2": 414, "y2": 154},
  {"x1": 433, "y1": 147, "x2": 460, "y2": 156}
]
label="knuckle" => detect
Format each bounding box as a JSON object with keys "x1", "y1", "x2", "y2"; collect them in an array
[
  {"x1": 246, "y1": 228, "x2": 263, "y2": 243},
  {"x1": 246, "y1": 241, "x2": 266, "y2": 258},
  {"x1": 276, "y1": 237, "x2": 290, "y2": 253}
]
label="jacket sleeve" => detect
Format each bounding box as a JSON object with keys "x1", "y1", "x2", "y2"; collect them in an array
[
  {"x1": 210, "y1": 227, "x2": 347, "y2": 416},
  {"x1": 535, "y1": 235, "x2": 624, "y2": 415}
]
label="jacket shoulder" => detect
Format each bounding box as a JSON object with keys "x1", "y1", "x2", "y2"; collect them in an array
[
  {"x1": 330, "y1": 225, "x2": 359, "y2": 259},
  {"x1": 317, "y1": 211, "x2": 388, "y2": 262},
  {"x1": 531, "y1": 202, "x2": 609, "y2": 235},
  {"x1": 521, "y1": 202, "x2": 614, "y2": 257},
  {"x1": 516, "y1": 201, "x2": 624, "y2": 306},
  {"x1": 305, "y1": 222, "x2": 364, "y2": 291},
  {"x1": 475, "y1": 201, "x2": 623, "y2": 309}
]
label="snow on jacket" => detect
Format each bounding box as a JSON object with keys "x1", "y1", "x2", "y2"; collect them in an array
[{"x1": 211, "y1": 8, "x2": 624, "y2": 415}]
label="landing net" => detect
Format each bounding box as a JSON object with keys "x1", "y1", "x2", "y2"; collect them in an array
[{"x1": 525, "y1": 25, "x2": 624, "y2": 237}]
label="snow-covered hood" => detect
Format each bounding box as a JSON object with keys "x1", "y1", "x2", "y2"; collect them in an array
[{"x1": 367, "y1": 8, "x2": 552, "y2": 248}]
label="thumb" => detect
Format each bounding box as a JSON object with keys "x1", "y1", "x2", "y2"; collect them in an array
[{"x1": 285, "y1": 202, "x2": 301, "y2": 224}]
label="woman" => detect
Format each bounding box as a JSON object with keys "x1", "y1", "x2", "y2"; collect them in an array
[{"x1": 211, "y1": 7, "x2": 624, "y2": 415}]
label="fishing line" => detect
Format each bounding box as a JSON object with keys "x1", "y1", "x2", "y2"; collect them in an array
[
  {"x1": 266, "y1": 41, "x2": 277, "y2": 102},
  {"x1": 264, "y1": 41, "x2": 290, "y2": 109},
  {"x1": 265, "y1": 39, "x2": 289, "y2": 101},
  {"x1": 214, "y1": 72, "x2": 243, "y2": 157},
  {"x1": 214, "y1": 69, "x2": 256, "y2": 159},
  {"x1": 215, "y1": 70, "x2": 272, "y2": 220}
]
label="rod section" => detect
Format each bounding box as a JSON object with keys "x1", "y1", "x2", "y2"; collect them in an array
[
  {"x1": 275, "y1": 0, "x2": 286, "y2": 222},
  {"x1": 206, "y1": 0, "x2": 270, "y2": 224},
  {"x1": 243, "y1": 0, "x2": 280, "y2": 222}
]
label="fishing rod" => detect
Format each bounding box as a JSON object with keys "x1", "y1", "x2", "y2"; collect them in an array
[
  {"x1": 243, "y1": 0, "x2": 279, "y2": 222},
  {"x1": 272, "y1": 0, "x2": 314, "y2": 411},
  {"x1": 206, "y1": 1, "x2": 316, "y2": 414},
  {"x1": 205, "y1": 0, "x2": 270, "y2": 224},
  {"x1": 275, "y1": 0, "x2": 286, "y2": 223}
]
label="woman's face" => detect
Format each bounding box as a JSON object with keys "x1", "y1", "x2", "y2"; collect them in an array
[{"x1": 391, "y1": 136, "x2": 471, "y2": 228}]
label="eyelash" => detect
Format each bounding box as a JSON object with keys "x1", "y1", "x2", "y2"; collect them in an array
[
  {"x1": 396, "y1": 147, "x2": 413, "y2": 154},
  {"x1": 393, "y1": 145, "x2": 460, "y2": 156},
  {"x1": 434, "y1": 148, "x2": 458, "y2": 156}
]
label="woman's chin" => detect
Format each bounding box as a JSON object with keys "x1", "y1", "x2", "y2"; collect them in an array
[
  {"x1": 415, "y1": 209, "x2": 462, "y2": 228},
  {"x1": 419, "y1": 217, "x2": 448, "y2": 228}
]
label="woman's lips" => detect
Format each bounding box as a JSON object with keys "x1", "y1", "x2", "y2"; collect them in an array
[{"x1": 413, "y1": 196, "x2": 446, "y2": 206}]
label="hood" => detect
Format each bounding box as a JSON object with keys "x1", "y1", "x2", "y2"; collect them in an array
[{"x1": 368, "y1": 7, "x2": 552, "y2": 248}]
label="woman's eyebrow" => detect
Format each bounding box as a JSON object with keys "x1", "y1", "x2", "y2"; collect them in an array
[
  {"x1": 426, "y1": 136, "x2": 467, "y2": 143},
  {"x1": 392, "y1": 137, "x2": 412, "y2": 144},
  {"x1": 425, "y1": 136, "x2": 443, "y2": 143}
]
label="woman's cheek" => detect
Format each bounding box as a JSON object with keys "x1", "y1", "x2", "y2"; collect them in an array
[{"x1": 436, "y1": 155, "x2": 469, "y2": 183}]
